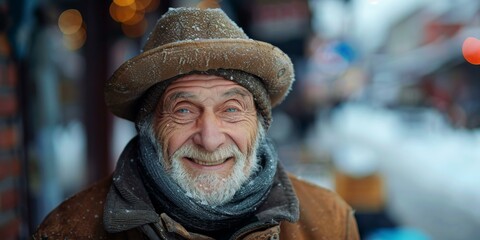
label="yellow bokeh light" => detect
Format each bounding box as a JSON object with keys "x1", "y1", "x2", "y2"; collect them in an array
[
  {"x1": 135, "y1": 0, "x2": 152, "y2": 11},
  {"x1": 109, "y1": 3, "x2": 120, "y2": 22},
  {"x1": 110, "y1": 2, "x2": 137, "y2": 23},
  {"x1": 63, "y1": 25, "x2": 87, "y2": 50},
  {"x1": 58, "y1": 9, "x2": 83, "y2": 35},
  {"x1": 114, "y1": 0, "x2": 135, "y2": 7},
  {"x1": 123, "y1": 11, "x2": 145, "y2": 26},
  {"x1": 111, "y1": 0, "x2": 159, "y2": 37}
]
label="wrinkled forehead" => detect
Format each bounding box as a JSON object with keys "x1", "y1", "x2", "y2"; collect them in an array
[
  {"x1": 168, "y1": 74, "x2": 239, "y2": 87},
  {"x1": 163, "y1": 74, "x2": 251, "y2": 96},
  {"x1": 160, "y1": 74, "x2": 253, "y2": 104},
  {"x1": 175, "y1": 74, "x2": 228, "y2": 82}
]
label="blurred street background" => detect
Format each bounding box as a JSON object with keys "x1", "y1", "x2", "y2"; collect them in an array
[{"x1": 1, "y1": 0, "x2": 480, "y2": 239}]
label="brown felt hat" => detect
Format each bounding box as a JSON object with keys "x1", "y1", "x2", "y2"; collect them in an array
[{"x1": 105, "y1": 7, "x2": 295, "y2": 122}]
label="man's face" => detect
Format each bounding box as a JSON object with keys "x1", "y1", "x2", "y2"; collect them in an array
[{"x1": 153, "y1": 74, "x2": 261, "y2": 205}]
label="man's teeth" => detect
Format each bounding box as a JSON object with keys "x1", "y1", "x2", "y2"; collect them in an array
[{"x1": 190, "y1": 158, "x2": 228, "y2": 166}]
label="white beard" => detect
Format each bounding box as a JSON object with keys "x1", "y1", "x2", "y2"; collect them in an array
[{"x1": 167, "y1": 143, "x2": 259, "y2": 206}]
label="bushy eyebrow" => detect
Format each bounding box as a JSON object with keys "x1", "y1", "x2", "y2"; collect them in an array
[
  {"x1": 166, "y1": 91, "x2": 196, "y2": 103},
  {"x1": 222, "y1": 88, "x2": 251, "y2": 98}
]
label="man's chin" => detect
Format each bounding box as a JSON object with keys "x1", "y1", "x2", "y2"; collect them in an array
[{"x1": 185, "y1": 178, "x2": 237, "y2": 205}]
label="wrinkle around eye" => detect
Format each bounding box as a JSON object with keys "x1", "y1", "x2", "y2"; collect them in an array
[
  {"x1": 220, "y1": 99, "x2": 254, "y2": 114},
  {"x1": 161, "y1": 112, "x2": 196, "y2": 125},
  {"x1": 220, "y1": 109, "x2": 257, "y2": 123}
]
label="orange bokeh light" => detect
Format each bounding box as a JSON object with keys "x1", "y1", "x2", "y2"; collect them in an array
[
  {"x1": 123, "y1": 11, "x2": 145, "y2": 25},
  {"x1": 110, "y1": 2, "x2": 137, "y2": 23},
  {"x1": 462, "y1": 37, "x2": 480, "y2": 65},
  {"x1": 58, "y1": 9, "x2": 83, "y2": 35},
  {"x1": 110, "y1": 0, "x2": 160, "y2": 37},
  {"x1": 135, "y1": 0, "x2": 152, "y2": 11},
  {"x1": 114, "y1": 0, "x2": 135, "y2": 7},
  {"x1": 63, "y1": 25, "x2": 87, "y2": 50}
]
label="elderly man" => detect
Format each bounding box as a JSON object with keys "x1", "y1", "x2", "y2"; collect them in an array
[{"x1": 34, "y1": 8, "x2": 359, "y2": 240}]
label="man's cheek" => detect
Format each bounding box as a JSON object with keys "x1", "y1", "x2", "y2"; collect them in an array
[{"x1": 241, "y1": 119, "x2": 259, "y2": 155}]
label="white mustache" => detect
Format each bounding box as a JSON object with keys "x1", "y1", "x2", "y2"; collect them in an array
[{"x1": 170, "y1": 144, "x2": 243, "y2": 167}]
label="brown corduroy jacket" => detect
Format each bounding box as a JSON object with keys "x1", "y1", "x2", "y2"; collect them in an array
[{"x1": 33, "y1": 175, "x2": 359, "y2": 240}]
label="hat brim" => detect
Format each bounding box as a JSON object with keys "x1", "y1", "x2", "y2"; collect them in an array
[{"x1": 105, "y1": 38, "x2": 294, "y2": 121}]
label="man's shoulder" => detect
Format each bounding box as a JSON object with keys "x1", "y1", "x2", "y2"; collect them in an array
[
  {"x1": 282, "y1": 174, "x2": 359, "y2": 239},
  {"x1": 33, "y1": 175, "x2": 113, "y2": 239}
]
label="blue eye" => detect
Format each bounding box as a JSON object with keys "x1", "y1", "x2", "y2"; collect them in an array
[
  {"x1": 226, "y1": 108, "x2": 238, "y2": 112},
  {"x1": 177, "y1": 108, "x2": 190, "y2": 113}
]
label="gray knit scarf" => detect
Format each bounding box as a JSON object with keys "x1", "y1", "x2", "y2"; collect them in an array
[{"x1": 136, "y1": 133, "x2": 277, "y2": 233}]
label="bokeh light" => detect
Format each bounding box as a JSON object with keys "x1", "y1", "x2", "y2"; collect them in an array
[
  {"x1": 63, "y1": 25, "x2": 87, "y2": 50},
  {"x1": 110, "y1": 2, "x2": 137, "y2": 23},
  {"x1": 114, "y1": 0, "x2": 135, "y2": 7},
  {"x1": 123, "y1": 11, "x2": 145, "y2": 25},
  {"x1": 58, "y1": 9, "x2": 83, "y2": 35},
  {"x1": 135, "y1": 0, "x2": 152, "y2": 11},
  {"x1": 58, "y1": 9, "x2": 86, "y2": 50},
  {"x1": 462, "y1": 37, "x2": 480, "y2": 65},
  {"x1": 109, "y1": 0, "x2": 160, "y2": 38}
]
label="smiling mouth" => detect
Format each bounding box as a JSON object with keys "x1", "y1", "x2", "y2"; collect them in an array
[{"x1": 185, "y1": 157, "x2": 233, "y2": 166}]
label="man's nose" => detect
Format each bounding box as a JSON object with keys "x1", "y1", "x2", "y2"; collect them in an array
[{"x1": 193, "y1": 110, "x2": 226, "y2": 152}]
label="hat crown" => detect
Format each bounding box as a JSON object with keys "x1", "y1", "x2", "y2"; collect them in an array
[{"x1": 143, "y1": 8, "x2": 248, "y2": 52}]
